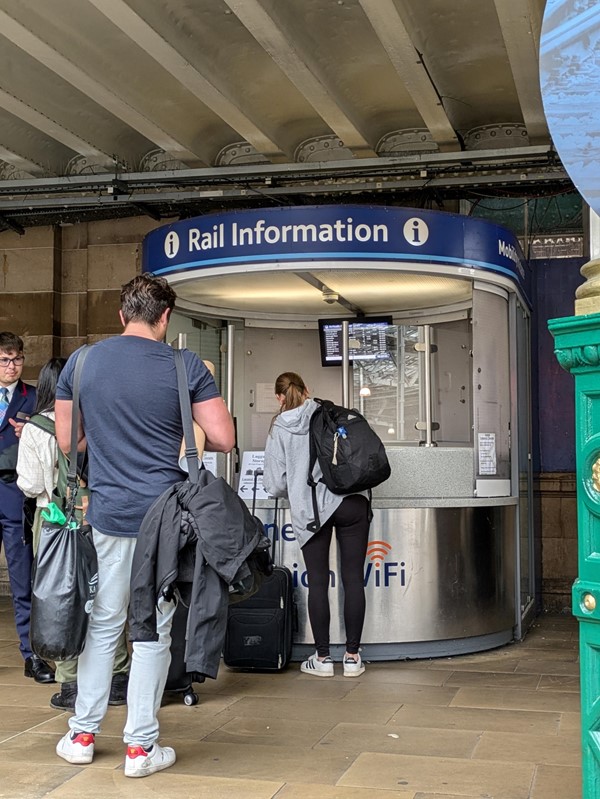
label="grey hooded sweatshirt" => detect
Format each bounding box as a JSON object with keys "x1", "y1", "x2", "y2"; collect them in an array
[{"x1": 263, "y1": 398, "x2": 344, "y2": 548}]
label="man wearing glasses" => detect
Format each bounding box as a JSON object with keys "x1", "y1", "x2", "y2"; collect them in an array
[{"x1": 0, "y1": 331, "x2": 55, "y2": 684}]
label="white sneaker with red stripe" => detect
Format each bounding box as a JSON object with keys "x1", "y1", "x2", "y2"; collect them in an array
[
  {"x1": 124, "y1": 743, "x2": 176, "y2": 778},
  {"x1": 56, "y1": 731, "x2": 95, "y2": 764}
]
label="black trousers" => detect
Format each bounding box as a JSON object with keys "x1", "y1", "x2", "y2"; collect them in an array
[{"x1": 301, "y1": 494, "x2": 370, "y2": 657}]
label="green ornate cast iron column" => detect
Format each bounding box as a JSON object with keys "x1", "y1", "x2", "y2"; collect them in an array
[{"x1": 550, "y1": 257, "x2": 600, "y2": 798}]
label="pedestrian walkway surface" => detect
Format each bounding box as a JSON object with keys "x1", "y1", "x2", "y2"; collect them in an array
[{"x1": 0, "y1": 598, "x2": 580, "y2": 798}]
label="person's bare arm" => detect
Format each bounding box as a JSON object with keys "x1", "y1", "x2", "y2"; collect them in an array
[
  {"x1": 55, "y1": 399, "x2": 87, "y2": 454},
  {"x1": 192, "y1": 397, "x2": 235, "y2": 453}
]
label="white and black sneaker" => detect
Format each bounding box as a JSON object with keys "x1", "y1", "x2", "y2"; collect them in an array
[
  {"x1": 300, "y1": 652, "x2": 334, "y2": 677},
  {"x1": 343, "y1": 653, "x2": 365, "y2": 677}
]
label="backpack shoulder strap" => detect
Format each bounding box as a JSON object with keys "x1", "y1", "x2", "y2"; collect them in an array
[
  {"x1": 307, "y1": 401, "x2": 321, "y2": 488},
  {"x1": 307, "y1": 399, "x2": 324, "y2": 533},
  {"x1": 26, "y1": 413, "x2": 56, "y2": 436},
  {"x1": 54, "y1": 449, "x2": 70, "y2": 500},
  {"x1": 26, "y1": 413, "x2": 70, "y2": 500}
]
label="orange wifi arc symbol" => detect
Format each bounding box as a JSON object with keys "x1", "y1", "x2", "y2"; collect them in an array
[{"x1": 366, "y1": 540, "x2": 392, "y2": 566}]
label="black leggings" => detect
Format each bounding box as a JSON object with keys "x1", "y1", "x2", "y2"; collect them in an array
[{"x1": 301, "y1": 494, "x2": 370, "y2": 657}]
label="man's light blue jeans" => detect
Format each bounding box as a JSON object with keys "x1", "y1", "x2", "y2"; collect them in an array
[{"x1": 68, "y1": 529, "x2": 176, "y2": 749}]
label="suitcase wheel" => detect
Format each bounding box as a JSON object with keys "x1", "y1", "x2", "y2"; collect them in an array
[{"x1": 183, "y1": 689, "x2": 199, "y2": 706}]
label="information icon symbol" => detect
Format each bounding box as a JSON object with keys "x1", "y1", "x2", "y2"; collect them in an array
[{"x1": 403, "y1": 217, "x2": 429, "y2": 247}]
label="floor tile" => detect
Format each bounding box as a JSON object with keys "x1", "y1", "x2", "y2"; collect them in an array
[
  {"x1": 359, "y1": 665, "x2": 451, "y2": 686},
  {"x1": 338, "y1": 752, "x2": 535, "y2": 798},
  {"x1": 428, "y1": 657, "x2": 522, "y2": 673},
  {"x1": 315, "y1": 722, "x2": 480, "y2": 758},
  {"x1": 162, "y1": 690, "x2": 252, "y2": 718},
  {"x1": 530, "y1": 763, "x2": 582, "y2": 799},
  {"x1": 526, "y1": 627, "x2": 576, "y2": 641},
  {"x1": 0, "y1": 704, "x2": 64, "y2": 730},
  {"x1": 341, "y1": 682, "x2": 458, "y2": 706},
  {"x1": 0, "y1": 761, "x2": 85, "y2": 799},
  {"x1": 205, "y1": 715, "x2": 334, "y2": 748},
  {"x1": 537, "y1": 674, "x2": 580, "y2": 692},
  {"x1": 450, "y1": 685, "x2": 580, "y2": 713},
  {"x1": 45, "y1": 768, "x2": 284, "y2": 798},
  {"x1": 0, "y1": 681, "x2": 57, "y2": 708},
  {"x1": 515, "y1": 658, "x2": 580, "y2": 676},
  {"x1": 443, "y1": 670, "x2": 540, "y2": 690},
  {"x1": 558, "y1": 712, "x2": 581, "y2": 737},
  {"x1": 413, "y1": 794, "x2": 484, "y2": 799},
  {"x1": 277, "y1": 785, "x2": 415, "y2": 798},
  {"x1": 0, "y1": 650, "x2": 26, "y2": 668},
  {"x1": 0, "y1": 730, "x2": 124, "y2": 769},
  {"x1": 512, "y1": 646, "x2": 579, "y2": 662},
  {"x1": 166, "y1": 739, "x2": 356, "y2": 784},
  {"x1": 391, "y1": 703, "x2": 561, "y2": 735},
  {"x1": 473, "y1": 729, "x2": 581, "y2": 766},
  {"x1": 214, "y1": 695, "x2": 398, "y2": 724},
  {"x1": 519, "y1": 639, "x2": 579, "y2": 653},
  {"x1": 218, "y1": 673, "x2": 355, "y2": 700}
]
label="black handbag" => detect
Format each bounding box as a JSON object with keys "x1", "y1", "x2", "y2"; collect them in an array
[{"x1": 30, "y1": 347, "x2": 98, "y2": 661}]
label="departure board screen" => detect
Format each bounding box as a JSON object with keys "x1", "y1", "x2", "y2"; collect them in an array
[{"x1": 318, "y1": 317, "x2": 393, "y2": 366}]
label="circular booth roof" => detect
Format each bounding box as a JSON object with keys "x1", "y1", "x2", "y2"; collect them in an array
[{"x1": 142, "y1": 205, "x2": 529, "y2": 321}]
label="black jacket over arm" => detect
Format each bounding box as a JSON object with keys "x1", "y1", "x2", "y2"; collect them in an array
[{"x1": 128, "y1": 469, "x2": 263, "y2": 679}]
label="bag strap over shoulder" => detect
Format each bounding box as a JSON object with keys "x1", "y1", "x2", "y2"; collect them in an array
[
  {"x1": 65, "y1": 346, "x2": 91, "y2": 512},
  {"x1": 307, "y1": 398, "x2": 324, "y2": 534},
  {"x1": 27, "y1": 413, "x2": 56, "y2": 436},
  {"x1": 174, "y1": 349, "x2": 200, "y2": 483},
  {"x1": 26, "y1": 414, "x2": 70, "y2": 501}
]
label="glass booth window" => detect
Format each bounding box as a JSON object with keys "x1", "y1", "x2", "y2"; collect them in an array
[
  {"x1": 352, "y1": 318, "x2": 472, "y2": 445},
  {"x1": 168, "y1": 312, "x2": 223, "y2": 385}
]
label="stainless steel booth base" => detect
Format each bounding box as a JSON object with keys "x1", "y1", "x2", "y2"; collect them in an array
[
  {"x1": 292, "y1": 628, "x2": 514, "y2": 663},
  {"x1": 255, "y1": 502, "x2": 518, "y2": 661}
]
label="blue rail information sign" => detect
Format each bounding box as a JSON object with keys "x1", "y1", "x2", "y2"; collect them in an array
[{"x1": 143, "y1": 205, "x2": 528, "y2": 297}]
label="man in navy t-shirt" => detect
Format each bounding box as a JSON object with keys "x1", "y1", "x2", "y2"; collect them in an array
[{"x1": 54, "y1": 274, "x2": 235, "y2": 778}]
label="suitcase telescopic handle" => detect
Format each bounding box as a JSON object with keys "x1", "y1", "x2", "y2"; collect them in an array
[{"x1": 252, "y1": 469, "x2": 282, "y2": 566}]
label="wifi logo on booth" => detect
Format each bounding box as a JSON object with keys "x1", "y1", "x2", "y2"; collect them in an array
[{"x1": 366, "y1": 540, "x2": 392, "y2": 566}]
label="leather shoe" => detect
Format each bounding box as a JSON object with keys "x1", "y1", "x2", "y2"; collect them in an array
[
  {"x1": 50, "y1": 681, "x2": 77, "y2": 711},
  {"x1": 24, "y1": 655, "x2": 56, "y2": 684}
]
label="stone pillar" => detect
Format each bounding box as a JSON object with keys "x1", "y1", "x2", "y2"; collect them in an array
[{"x1": 550, "y1": 242, "x2": 600, "y2": 797}]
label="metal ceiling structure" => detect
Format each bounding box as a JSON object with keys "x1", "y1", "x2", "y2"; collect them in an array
[{"x1": 0, "y1": 0, "x2": 572, "y2": 232}]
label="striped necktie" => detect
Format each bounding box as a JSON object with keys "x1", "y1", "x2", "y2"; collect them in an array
[{"x1": 0, "y1": 387, "x2": 8, "y2": 426}]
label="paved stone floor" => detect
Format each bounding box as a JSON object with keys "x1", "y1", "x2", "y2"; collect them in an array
[{"x1": 0, "y1": 597, "x2": 580, "y2": 798}]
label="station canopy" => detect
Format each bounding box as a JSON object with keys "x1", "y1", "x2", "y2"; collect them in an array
[{"x1": 0, "y1": 0, "x2": 571, "y2": 232}]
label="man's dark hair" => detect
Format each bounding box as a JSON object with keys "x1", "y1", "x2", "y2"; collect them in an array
[
  {"x1": 120, "y1": 274, "x2": 177, "y2": 326},
  {"x1": 0, "y1": 331, "x2": 24, "y2": 354},
  {"x1": 34, "y1": 357, "x2": 67, "y2": 414}
]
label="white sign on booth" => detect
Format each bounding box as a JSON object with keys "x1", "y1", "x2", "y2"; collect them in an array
[{"x1": 238, "y1": 451, "x2": 269, "y2": 500}]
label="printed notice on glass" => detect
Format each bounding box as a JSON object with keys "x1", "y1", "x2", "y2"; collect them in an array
[
  {"x1": 478, "y1": 433, "x2": 497, "y2": 475},
  {"x1": 238, "y1": 451, "x2": 270, "y2": 500},
  {"x1": 255, "y1": 382, "x2": 279, "y2": 414}
]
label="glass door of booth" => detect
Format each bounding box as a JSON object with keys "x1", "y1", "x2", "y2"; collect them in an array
[{"x1": 351, "y1": 316, "x2": 473, "y2": 448}]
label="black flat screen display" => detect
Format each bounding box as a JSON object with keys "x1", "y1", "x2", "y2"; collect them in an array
[{"x1": 318, "y1": 316, "x2": 393, "y2": 366}]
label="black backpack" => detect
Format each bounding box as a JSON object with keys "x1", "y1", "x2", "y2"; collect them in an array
[{"x1": 307, "y1": 398, "x2": 391, "y2": 532}]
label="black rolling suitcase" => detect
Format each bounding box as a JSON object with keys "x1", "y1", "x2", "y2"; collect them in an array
[
  {"x1": 223, "y1": 476, "x2": 294, "y2": 671},
  {"x1": 164, "y1": 581, "x2": 205, "y2": 705}
]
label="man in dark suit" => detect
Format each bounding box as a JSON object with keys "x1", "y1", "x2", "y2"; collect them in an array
[{"x1": 0, "y1": 331, "x2": 54, "y2": 683}]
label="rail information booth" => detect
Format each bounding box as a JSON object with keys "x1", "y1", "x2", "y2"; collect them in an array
[{"x1": 144, "y1": 205, "x2": 534, "y2": 659}]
